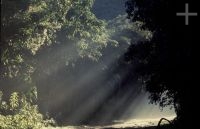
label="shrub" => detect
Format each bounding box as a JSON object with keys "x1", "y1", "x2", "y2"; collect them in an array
[{"x1": 0, "y1": 88, "x2": 54, "y2": 129}]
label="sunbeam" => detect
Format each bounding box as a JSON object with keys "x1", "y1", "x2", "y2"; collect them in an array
[{"x1": 1, "y1": 0, "x2": 178, "y2": 129}]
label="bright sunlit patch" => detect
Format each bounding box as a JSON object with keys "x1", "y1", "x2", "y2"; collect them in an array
[
  {"x1": 110, "y1": 116, "x2": 176, "y2": 128},
  {"x1": 43, "y1": 116, "x2": 176, "y2": 129}
]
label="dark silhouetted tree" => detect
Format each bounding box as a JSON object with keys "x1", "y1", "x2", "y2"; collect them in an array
[{"x1": 125, "y1": 0, "x2": 197, "y2": 128}]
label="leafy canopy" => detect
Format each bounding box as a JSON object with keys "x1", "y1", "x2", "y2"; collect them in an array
[
  {"x1": 0, "y1": 88, "x2": 54, "y2": 129},
  {"x1": 1, "y1": 0, "x2": 111, "y2": 80}
]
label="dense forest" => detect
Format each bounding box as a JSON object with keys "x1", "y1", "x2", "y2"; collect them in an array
[
  {"x1": 0, "y1": 0, "x2": 151, "y2": 128},
  {"x1": 1, "y1": 0, "x2": 195, "y2": 129}
]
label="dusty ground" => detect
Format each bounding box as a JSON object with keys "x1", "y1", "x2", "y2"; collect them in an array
[
  {"x1": 44, "y1": 116, "x2": 175, "y2": 129},
  {"x1": 43, "y1": 126, "x2": 163, "y2": 129}
]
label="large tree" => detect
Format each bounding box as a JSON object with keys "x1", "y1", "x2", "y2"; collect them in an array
[
  {"x1": 0, "y1": 0, "x2": 113, "y2": 124},
  {"x1": 1, "y1": 0, "x2": 111, "y2": 83},
  {"x1": 125, "y1": 0, "x2": 197, "y2": 128}
]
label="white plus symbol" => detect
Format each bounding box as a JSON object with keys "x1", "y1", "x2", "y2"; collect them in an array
[{"x1": 176, "y1": 3, "x2": 198, "y2": 25}]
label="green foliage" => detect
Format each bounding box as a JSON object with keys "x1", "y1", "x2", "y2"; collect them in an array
[
  {"x1": 9, "y1": 92, "x2": 19, "y2": 110},
  {"x1": 1, "y1": 1, "x2": 152, "y2": 83},
  {"x1": 1, "y1": 0, "x2": 111, "y2": 80},
  {"x1": 63, "y1": 0, "x2": 109, "y2": 60},
  {"x1": 0, "y1": 89, "x2": 54, "y2": 129},
  {"x1": 107, "y1": 15, "x2": 152, "y2": 45}
]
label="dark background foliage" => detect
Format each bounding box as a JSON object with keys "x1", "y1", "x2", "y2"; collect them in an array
[{"x1": 125, "y1": 0, "x2": 198, "y2": 128}]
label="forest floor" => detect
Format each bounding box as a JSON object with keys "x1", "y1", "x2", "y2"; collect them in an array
[
  {"x1": 44, "y1": 119, "x2": 173, "y2": 129},
  {"x1": 44, "y1": 116, "x2": 175, "y2": 129},
  {"x1": 43, "y1": 126, "x2": 169, "y2": 129}
]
